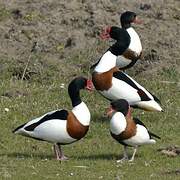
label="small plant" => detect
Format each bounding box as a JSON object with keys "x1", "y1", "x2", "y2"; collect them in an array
[{"x1": 0, "y1": 6, "x2": 10, "y2": 21}]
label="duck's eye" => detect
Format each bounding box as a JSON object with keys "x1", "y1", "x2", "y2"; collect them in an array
[{"x1": 132, "y1": 15, "x2": 136, "y2": 22}]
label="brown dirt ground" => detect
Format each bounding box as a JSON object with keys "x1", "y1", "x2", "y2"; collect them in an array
[{"x1": 0, "y1": 0, "x2": 179, "y2": 76}]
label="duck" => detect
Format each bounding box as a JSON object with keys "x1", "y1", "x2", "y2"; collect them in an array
[
  {"x1": 91, "y1": 50, "x2": 163, "y2": 112},
  {"x1": 13, "y1": 77, "x2": 93, "y2": 161},
  {"x1": 99, "y1": 11, "x2": 143, "y2": 70},
  {"x1": 107, "y1": 99, "x2": 161, "y2": 162}
]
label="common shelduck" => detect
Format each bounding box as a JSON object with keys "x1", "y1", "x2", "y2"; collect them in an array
[
  {"x1": 100, "y1": 11, "x2": 143, "y2": 70},
  {"x1": 107, "y1": 99, "x2": 161, "y2": 162},
  {"x1": 91, "y1": 50, "x2": 162, "y2": 112},
  {"x1": 13, "y1": 77, "x2": 93, "y2": 160}
]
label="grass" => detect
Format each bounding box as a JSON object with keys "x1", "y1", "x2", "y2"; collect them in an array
[
  {"x1": 0, "y1": 6, "x2": 10, "y2": 22},
  {"x1": 0, "y1": 57, "x2": 180, "y2": 179}
]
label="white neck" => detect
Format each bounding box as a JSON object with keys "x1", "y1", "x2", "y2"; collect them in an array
[
  {"x1": 94, "y1": 51, "x2": 117, "y2": 73},
  {"x1": 110, "y1": 112, "x2": 127, "y2": 135},
  {"x1": 72, "y1": 102, "x2": 90, "y2": 126}
]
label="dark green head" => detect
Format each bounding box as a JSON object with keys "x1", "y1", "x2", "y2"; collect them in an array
[
  {"x1": 111, "y1": 99, "x2": 129, "y2": 116},
  {"x1": 120, "y1": 11, "x2": 141, "y2": 29}
]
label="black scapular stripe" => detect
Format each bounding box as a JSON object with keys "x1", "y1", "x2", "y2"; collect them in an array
[
  {"x1": 148, "y1": 131, "x2": 161, "y2": 139},
  {"x1": 113, "y1": 71, "x2": 139, "y2": 90},
  {"x1": 133, "y1": 117, "x2": 161, "y2": 139},
  {"x1": 113, "y1": 71, "x2": 151, "y2": 101},
  {"x1": 133, "y1": 117, "x2": 147, "y2": 128},
  {"x1": 24, "y1": 110, "x2": 68, "y2": 131},
  {"x1": 151, "y1": 93, "x2": 161, "y2": 105}
]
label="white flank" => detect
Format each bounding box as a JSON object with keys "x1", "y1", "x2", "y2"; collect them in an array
[
  {"x1": 123, "y1": 124, "x2": 156, "y2": 146},
  {"x1": 100, "y1": 77, "x2": 141, "y2": 103},
  {"x1": 110, "y1": 112, "x2": 127, "y2": 135},
  {"x1": 94, "y1": 51, "x2": 117, "y2": 73},
  {"x1": 15, "y1": 110, "x2": 76, "y2": 144},
  {"x1": 72, "y1": 102, "x2": 90, "y2": 126},
  {"x1": 30, "y1": 120, "x2": 76, "y2": 143}
]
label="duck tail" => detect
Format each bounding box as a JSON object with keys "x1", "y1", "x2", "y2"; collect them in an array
[
  {"x1": 12, "y1": 123, "x2": 26, "y2": 134},
  {"x1": 149, "y1": 131, "x2": 161, "y2": 139},
  {"x1": 149, "y1": 139, "x2": 156, "y2": 144}
]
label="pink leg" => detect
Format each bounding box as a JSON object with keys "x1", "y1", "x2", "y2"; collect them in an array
[
  {"x1": 117, "y1": 146, "x2": 129, "y2": 163},
  {"x1": 53, "y1": 144, "x2": 68, "y2": 161}
]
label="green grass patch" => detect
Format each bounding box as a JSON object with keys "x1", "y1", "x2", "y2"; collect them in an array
[
  {"x1": 0, "y1": 6, "x2": 10, "y2": 22},
  {"x1": 0, "y1": 57, "x2": 179, "y2": 179}
]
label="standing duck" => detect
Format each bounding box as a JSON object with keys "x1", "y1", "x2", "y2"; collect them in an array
[
  {"x1": 107, "y1": 99, "x2": 160, "y2": 162},
  {"x1": 91, "y1": 49, "x2": 162, "y2": 112},
  {"x1": 100, "y1": 11, "x2": 143, "y2": 70},
  {"x1": 13, "y1": 77, "x2": 93, "y2": 160}
]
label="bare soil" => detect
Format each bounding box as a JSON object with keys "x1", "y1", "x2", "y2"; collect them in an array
[{"x1": 0, "y1": 0, "x2": 179, "y2": 76}]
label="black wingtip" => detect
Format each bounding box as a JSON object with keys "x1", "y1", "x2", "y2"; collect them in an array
[
  {"x1": 12, "y1": 129, "x2": 16, "y2": 133},
  {"x1": 149, "y1": 131, "x2": 161, "y2": 139},
  {"x1": 12, "y1": 123, "x2": 25, "y2": 133},
  {"x1": 152, "y1": 94, "x2": 161, "y2": 105}
]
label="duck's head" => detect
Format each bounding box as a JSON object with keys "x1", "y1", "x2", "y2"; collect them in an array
[
  {"x1": 107, "y1": 99, "x2": 130, "y2": 117},
  {"x1": 68, "y1": 77, "x2": 93, "y2": 92},
  {"x1": 120, "y1": 11, "x2": 142, "y2": 29},
  {"x1": 68, "y1": 77, "x2": 93, "y2": 107}
]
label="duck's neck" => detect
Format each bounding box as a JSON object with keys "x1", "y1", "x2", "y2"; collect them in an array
[
  {"x1": 110, "y1": 112, "x2": 127, "y2": 135},
  {"x1": 72, "y1": 102, "x2": 90, "y2": 126},
  {"x1": 68, "y1": 77, "x2": 86, "y2": 107},
  {"x1": 70, "y1": 90, "x2": 82, "y2": 107},
  {"x1": 121, "y1": 23, "x2": 131, "y2": 29}
]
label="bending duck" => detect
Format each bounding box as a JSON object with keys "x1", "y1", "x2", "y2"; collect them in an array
[{"x1": 13, "y1": 77, "x2": 93, "y2": 160}]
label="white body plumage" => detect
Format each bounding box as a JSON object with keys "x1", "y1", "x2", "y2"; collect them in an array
[
  {"x1": 14, "y1": 102, "x2": 90, "y2": 144},
  {"x1": 99, "y1": 74, "x2": 162, "y2": 112},
  {"x1": 110, "y1": 112, "x2": 156, "y2": 146}
]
